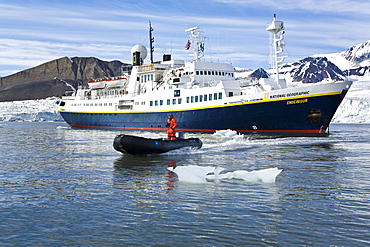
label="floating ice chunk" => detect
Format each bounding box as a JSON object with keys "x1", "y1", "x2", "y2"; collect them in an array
[
  {"x1": 206, "y1": 169, "x2": 234, "y2": 182},
  {"x1": 233, "y1": 167, "x2": 282, "y2": 183},
  {"x1": 169, "y1": 165, "x2": 282, "y2": 184},
  {"x1": 212, "y1": 129, "x2": 238, "y2": 138},
  {"x1": 168, "y1": 165, "x2": 224, "y2": 183}
]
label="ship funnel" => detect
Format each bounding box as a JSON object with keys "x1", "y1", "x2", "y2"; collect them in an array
[{"x1": 163, "y1": 54, "x2": 171, "y2": 61}]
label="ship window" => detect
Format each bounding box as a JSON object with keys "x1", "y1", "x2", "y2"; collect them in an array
[
  {"x1": 212, "y1": 71, "x2": 215, "y2": 75},
  {"x1": 209, "y1": 94, "x2": 212, "y2": 101},
  {"x1": 109, "y1": 103, "x2": 112, "y2": 106},
  {"x1": 104, "y1": 103, "x2": 107, "y2": 106},
  {"x1": 167, "y1": 99, "x2": 171, "y2": 105},
  {"x1": 150, "y1": 101, "x2": 153, "y2": 106},
  {"x1": 90, "y1": 103, "x2": 93, "y2": 106},
  {"x1": 195, "y1": 96, "x2": 198, "y2": 102},
  {"x1": 199, "y1": 95, "x2": 203, "y2": 102},
  {"x1": 228, "y1": 92, "x2": 233, "y2": 97},
  {"x1": 191, "y1": 96, "x2": 194, "y2": 103},
  {"x1": 172, "y1": 99, "x2": 176, "y2": 105},
  {"x1": 187, "y1": 97, "x2": 190, "y2": 103},
  {"x1": 208, "y1": 71, "x2": 211, "y2": 75},
  {"x1": 196, "y1": 71, "x2": 199, "y2": 75},
  {"x1": 222, "y1": 72, "x2": 225, "y2": 76},
  {"x1": 214, "y1": 93, "x2": 218, "y2": 100},
  {"x1": 219, "y1": 92, "x2": 223, "y2": 99},
  {"x1": 204, "y1": 94, "x2": 207, "y2": 101},
  {"x1": 155, "y1": 100, "x2": 158, "y2": 106},
  {"x1": 141, "y1": 101, "x2": 145, "y2": 105},
  {"x1": 99, "y1": 103, "x2": 102, "y2": 106},
  {"x1": 200, "y1": 71, "x2": 203, "y2": 75},
  {"x1": 178, "y1": 98, "x2": 182, "y2": 104},
  {"x1": 160, "y1": 100, "x2": 163, "y2": 105}
]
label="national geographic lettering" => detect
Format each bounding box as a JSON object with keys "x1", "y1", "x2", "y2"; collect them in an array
[{"x1": 269, "y1": 91, "x2": 310, "y2": 99}]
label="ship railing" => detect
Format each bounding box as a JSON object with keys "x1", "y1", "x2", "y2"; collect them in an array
[
  {"x1": 81, "y1": 88, "x2": 133, "y2": 100},
  {"x1": 64, "y1": 91, "x2": 76, "y2": 96}
]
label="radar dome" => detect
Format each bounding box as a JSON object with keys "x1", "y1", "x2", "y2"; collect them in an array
[{"x1": 131, "y1": 44, "x2": 147, "y2": 60}]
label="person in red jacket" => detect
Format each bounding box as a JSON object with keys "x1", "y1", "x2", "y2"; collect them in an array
[{"x1": 166, "y1": 114, "x2": 178, "y2": 140}]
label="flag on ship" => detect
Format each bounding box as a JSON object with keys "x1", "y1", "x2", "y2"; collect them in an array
[
  {"x1": 199, "y1": 42, "x2": 204, "y2": 52},
  {"x1": 185, "y1": 40, "x2": 191, "y2": 50}
]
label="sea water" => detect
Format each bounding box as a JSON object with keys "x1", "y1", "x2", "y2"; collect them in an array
[{"x1": 0, "y1": 122, "x2": 369, "y2": 246}]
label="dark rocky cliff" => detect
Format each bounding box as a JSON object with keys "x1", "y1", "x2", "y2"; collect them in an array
[{"x1": 0, "y1": 57, "x2": 128, "y2": 102}]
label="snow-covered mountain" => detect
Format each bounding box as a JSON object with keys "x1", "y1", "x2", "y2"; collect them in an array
[
  {"x1": 315, "y1": 40, "x2": 370, "y2": 78},
  {"x1": 237, "y1": 40, "x2": 370, "y2": 84},
  {"x1": 280, "y1": 57, "x2": 346, "y2": 83},
  {"x1": 342, "y1": 41, "x2": 370, "y2": 68}
]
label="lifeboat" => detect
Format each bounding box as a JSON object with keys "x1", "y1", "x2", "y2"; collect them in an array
[
  {"x1": 106, "y1": 76, "x2": 127, "y2": 88},
  {"x1": 87, "y1": 79, "x2": 106, "y2": 89}
]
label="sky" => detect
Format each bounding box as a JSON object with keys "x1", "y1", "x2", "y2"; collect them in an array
[{"x1": 1, "y1": 0, "x2": 370, "y2": 77}]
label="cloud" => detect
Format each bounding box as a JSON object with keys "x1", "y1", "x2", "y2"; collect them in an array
[
  {"x1": 0, "y1": 38, "x2": 133, "y2": 76},
  {"x1": 212, "y1": 0, "x2": 370, "y2": 15}
]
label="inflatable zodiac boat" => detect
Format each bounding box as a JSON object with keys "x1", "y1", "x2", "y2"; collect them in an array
[{"x1": 113, "y1": 134, "x2": 202, "y2": 155}]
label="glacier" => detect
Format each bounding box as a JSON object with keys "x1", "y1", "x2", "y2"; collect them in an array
[
  {"x1": 0, "y1": 97, "x2": 63, "y2": 122},
  {"x1": 0, "y1": 79, "x2": 369, "y2": 123},
  {"x1": 332, "y1": 79, "x2": 370, "y2": 123}
]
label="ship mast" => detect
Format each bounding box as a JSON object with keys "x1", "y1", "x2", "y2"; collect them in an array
[
  {"x1": 266, "y1": 14, "x2": 285, "y2": 84},
  {"x1": 185, "y1": 26, "x2": 205, "y2": 62},
  {"x1": 149, "y1": 21, "x2": 154, "y2": 64}
]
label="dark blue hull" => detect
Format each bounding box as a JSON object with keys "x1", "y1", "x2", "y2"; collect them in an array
[{"x1": 59, "y1": 91, "x2": 347, "y2": 136}]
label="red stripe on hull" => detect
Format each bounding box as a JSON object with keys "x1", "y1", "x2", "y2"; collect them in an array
[{"x1": 70, "y1": 124, "x2": 327, "y2": 135}]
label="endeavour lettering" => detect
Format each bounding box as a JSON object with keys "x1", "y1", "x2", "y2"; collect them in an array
[{"x1": 286, "y1": 98, "x2": 308, "y2": 105}]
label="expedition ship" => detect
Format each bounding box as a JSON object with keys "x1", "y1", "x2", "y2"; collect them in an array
[{"x1": 58, "y1": 16, "x2": 352, "y2": 136}]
